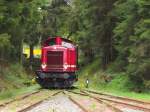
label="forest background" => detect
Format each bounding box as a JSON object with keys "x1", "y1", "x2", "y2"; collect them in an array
[{"x1": 0, "y1": 0, "x2": 149, "y2": 95}]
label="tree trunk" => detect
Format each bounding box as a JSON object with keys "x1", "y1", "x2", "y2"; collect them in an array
[
  {"x1": 20, "y1": 39, "x2": 24, "y2": 65},
  {"x1": 0, "y1": 49, "x2": 4, "y2": 60},
  {"x1": 29, "y1": 44, "x2": 34, "y2": 70}
]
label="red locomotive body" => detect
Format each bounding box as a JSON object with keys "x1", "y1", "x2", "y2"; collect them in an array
[{"x1": 36, "y1": 37, "x2": 78, "y2": 88}]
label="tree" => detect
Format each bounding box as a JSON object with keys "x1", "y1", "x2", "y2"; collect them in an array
[
  {"x1": 22, "y1": 0, "x2": 44, "y2": 67},
  {"x1": 0, "y1": 33, "x2": 11, "y2": 59},
  {"x1": 0, "y1": 0, "x2": 45, "y2": 63},
  {"x1": 68, "y1": 0, "x2": 116, "y2": 68},
  {"x1": 114, "y1": 0, "x2": 150, "y2": 90},
  {"x1": 40, "y1": 0, "x2": 71, "y2": 39}
]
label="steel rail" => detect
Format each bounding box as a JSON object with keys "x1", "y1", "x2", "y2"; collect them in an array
[
  {"x1": 17, "y1": 91, "x2": 62, "y2": 112},
  {"x1": 84, "y1": 89, "x2": 150, "y2": 104},
  {"x1": 67, "y1": 90, "x2": 122, "y2": 112},
  {"x1": 63, "y1": 91, "x2": 89, "y2": 112},
  {"x1": 82, "y1": 90, "x2": 150, "y2": 112},
  {"x1": 0, "y1": 90, "x2": 41, "y2": 107}
]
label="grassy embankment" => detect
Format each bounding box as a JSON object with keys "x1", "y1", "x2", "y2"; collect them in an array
[
  {"x1": 0, "y1": 63, "x2": 40, "y2": 100},
  {"x1": 76, "y1": 59, "x2": 150, "y2": 101}
]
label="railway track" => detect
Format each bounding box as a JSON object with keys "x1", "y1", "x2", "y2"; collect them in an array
[
  {"x1": 1, "y1": 88, "x2": 149, "y2": 112},
  {"x1": 66, "y1": 89, "x2": 150, "y2": 112},
  {"x1": 82, "y1": 90, "x2": 150, "y2": 112},
  {"x1": 18, "y1": 91, "x2": 62, "y2": 112},
  {"x1": 0, "y1": 90, "x2": 41, "y2": 108},
  {"x1": 85, "y1": 89, "x2": 150, "y2": 104},
  {"x1": 63, "y1": 91, "x2": 89, "y2": 112},
  {"x1": 66, "y1": 90, "x2": 122, "y2": 112}
]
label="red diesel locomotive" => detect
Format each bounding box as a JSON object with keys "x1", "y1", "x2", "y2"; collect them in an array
[{"x1": 36, "y1": 37, "x2": 78, "y2": 88}]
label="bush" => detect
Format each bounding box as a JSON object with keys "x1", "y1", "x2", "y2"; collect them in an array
[
  {"x1": 0, "y1": 63, "x2": 32, "y2": 91},
  {"x1": 107, "y1": 73, "x2": 133, "y2": 91},
  {"x1": 127, "y1": 60, "x2": 150, "y2": 92},
  {"x1": 108, "y1": 58, "x2": 127, "y2": 73}
]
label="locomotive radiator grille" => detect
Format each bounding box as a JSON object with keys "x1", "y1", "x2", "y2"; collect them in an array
[{"x1": 47, "y1": 51, "x2": 63, "y2": 68}]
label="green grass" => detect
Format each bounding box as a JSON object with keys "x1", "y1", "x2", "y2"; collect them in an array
[
  {"x1": 0, "y1": 84, "x2": 40, "y2": 100},
  {"x1": 0, "y1": 63, "x2": 39, "y2": 101},
  {"x1": 77, "y1": 77, "x2": 150, "y2": 101},
  {"x1": 89, "y1": 86, "x2": 150, "y2": 101},
  {"x1": 77, "y1": 59, "x2": 150, "y2": 101},
  {"x1": 1, "y1": 63, "x2": 35, "y2": 88}
]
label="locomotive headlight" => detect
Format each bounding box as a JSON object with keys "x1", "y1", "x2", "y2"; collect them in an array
[
  {"x1": 41, "y1": 63, "x2": 47, "y2": 69},
  {"x1": 63, "y1": 64, "x2": 68, "y2": 69}
]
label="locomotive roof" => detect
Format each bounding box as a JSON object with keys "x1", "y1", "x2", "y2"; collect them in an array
[
  {"x1": 44, "y1": 37, "x2": 74, "y2": 44},
  {"x1": 43, "y1": 37, "x2": 76, "y2": 47},
  {"x1": 60, "y1": 37, "x2": 74, "y2": 43}
]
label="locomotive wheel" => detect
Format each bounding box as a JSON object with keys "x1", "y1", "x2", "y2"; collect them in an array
[
  {"x1": 63, "y1": 80, "x2": 73, "y2": 88},
  {"x1": 36, "y1": 77, "x2": 74, "y2": 88},
  {"x1": 36, "y1": 77, "x2": 50, "y2": 89}
]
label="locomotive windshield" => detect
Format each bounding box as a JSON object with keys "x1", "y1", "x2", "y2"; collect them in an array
[{"x1": 62, "y1": 41, "x2": 74, "y2": 48}]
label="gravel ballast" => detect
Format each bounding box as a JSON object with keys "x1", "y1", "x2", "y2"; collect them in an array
[{"x1": 27, "y1": 94, "x2": 83, "y2": 112}]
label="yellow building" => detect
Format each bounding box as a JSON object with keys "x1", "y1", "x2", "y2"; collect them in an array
[{"x1": 23, "y1": 45, "x2": 41, "y2": 58}]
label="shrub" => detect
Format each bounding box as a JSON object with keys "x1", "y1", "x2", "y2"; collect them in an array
[
  {"x1": 108, "y1": 58, "x2": 127, "y2": 73},
  {"x1": 107, "y1": 73, "x2": 133, "y2": 91},
  {"x1": 0, "y1": 63, "x2": 32, "y2": 91},
  {"x1": 127, "y1": 60, "x2": 150, "y2": 92}
]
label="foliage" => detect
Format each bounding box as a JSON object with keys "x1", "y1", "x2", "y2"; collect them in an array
[
  {"x1": 77, "y1": 59, "x2": 150, "y2": 100},
  {"x1": 114, "y1": 0, "x2": 150, "y2": 91},
  {"x1": 0, "y1": 0, "x2": 48, "y2": 62},
  {"x1": 0, "y1": 0, "x2": 149, "y2": 91},
  {"x1": 0, "y1": 33, "x2": 11, "y2": 48},
  {"x1": 73, "y1": 0, "x2": 150, "y2": 91},
  {"x1": 0, "y1": 85, "x2": 40, "y2": 100},
  {"x1": 0, "y1": 33, "x2": 12, "y2": 59},
  {"x1": 0, "y1": 63, "x2": 31, "y2": 90},
  {"x1": 107, "y1": 74, "x2": 133, "y2": 91},
  {"x1": 69, "y1": 0, "x2": 117, "y2": 66}
]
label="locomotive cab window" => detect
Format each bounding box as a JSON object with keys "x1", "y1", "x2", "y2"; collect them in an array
[{"x1": 49, "y1": 38, "x2": 56, "y2": 46}]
